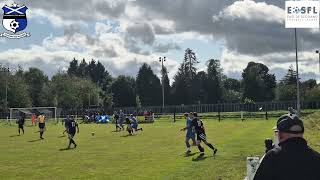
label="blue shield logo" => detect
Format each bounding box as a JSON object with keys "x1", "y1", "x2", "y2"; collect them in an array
[{"x1": 2, "y1": 3, "x2": 28, "y2": 33}]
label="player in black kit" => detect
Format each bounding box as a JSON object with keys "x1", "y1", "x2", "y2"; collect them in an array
[
  {"x1": 125, "y1": 117, "x2": 133, "y2": 135},
  {"x1": 66, "y1": 116, "x2": 79, "y2": 149},
  {"x1": 191, "y1": 112, "x2": 218, "y2": 156},
  {"x1": 17, "y1": 113, "x2": 25, "y2": 135}
]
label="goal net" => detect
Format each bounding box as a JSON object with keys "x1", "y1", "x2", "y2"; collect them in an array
[{"x1": 9, "y1": 107, "x2": 59, "y2": 124}]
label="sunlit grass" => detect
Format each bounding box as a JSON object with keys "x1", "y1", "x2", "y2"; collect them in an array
[{"x1": 0, "y1": 113, "x2": 319, "y2": 180}]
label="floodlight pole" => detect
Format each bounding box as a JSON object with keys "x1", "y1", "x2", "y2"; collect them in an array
[
  {"x1": 5, "y1": 67, "x2": 9, "y2": 120},
  {"x1": 316, "y1": 50, "x2": 320, "y2": 80},
  {"x1": 294, "y1": 28, "x2": 301, "y2": 114},
  {"x1": 159, "y1": 57, "x2": 166, "y2": 109}
]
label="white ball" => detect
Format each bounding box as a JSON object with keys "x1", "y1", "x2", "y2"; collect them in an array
[{"x1": 10, "y1": 20, "x2": 19, "y2": 30}]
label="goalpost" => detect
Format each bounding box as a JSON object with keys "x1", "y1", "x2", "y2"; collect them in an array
[{"x1": 9, "y1": 107, "x2": 58, "y2": 124}]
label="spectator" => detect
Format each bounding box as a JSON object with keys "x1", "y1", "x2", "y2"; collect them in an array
[{"x1": 254, "y1": 114, "x2": 320, "y2": 180}]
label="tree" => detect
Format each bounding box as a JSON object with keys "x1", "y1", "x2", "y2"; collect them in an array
[
  {"x1": 184, "y1": 48, "x2": 199, "y2": 78},
  {"x1": 194, "y1": 71, "x2": 208, "y2": 104},
  {"x1": 77, "y1": 59, "x2": 88, "y2": 78},
  {"x1": 277, "y1": 84, "x2": 296, "y2": 101},
  {"x1": 302, "y1": 79, "x2": 317, "y2": 90},
  {"x1": 67, "y1": 58, "x2": 79, "y2": 76},
  {"x1": 8, "y1": 74, "x2": 32, "y2": 108},
  {"x1": 50, "y1": 73, "x2": 101, "y2": 109},
  {"x1": 223, "y1": 90, "x2": 241, "y2": 103},
  {"x1": 0, "y1": 67, "x2": 31, "y2": 109},
  {"x1": 111, "y1": 76, "x2": 136, "y2": 107},
  {"x1": 304, "y1": 87, "x2": 320, "y2": 102},
  {"x1": 172, "y1": 48, "x2": 199, "y2": 105},
  {"x1": 277, "y1": 66, "x2": 301, "y2": 101},
  {"x1": 86, "y1": 59, "x2": 107, "y2": 85},
  {"x1": 172, "y1": 73, "x2": 189, "y2": 105},
  {"x1": 206, "y1": 59, "x2": 223, "y2": 103},
  {"x1": 23, "y1": 68, "x2": 49, "y2": 106},
  {"x1": 242, "y1": 62, "x2": 276, "y2": 102},
  {"x1": 162, "y1": 66, "x2": 171, "y2": 105},
  {"x1": 136, "y1": 63, "x2": 162, "y2": 106},
  {"x1": 136, "y1": 95, "x2": 142, "y2": 109},
  {"x1": 224, "y1": 78, "x2": 241, "y2": 92},
  {"x1": 280, "y1": 65, "x2": 297, "y2": 85}
]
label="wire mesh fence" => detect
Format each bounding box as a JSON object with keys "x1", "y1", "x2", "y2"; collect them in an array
[{"x1": 1, "y1": 100, "x2": 319, "y2": 120}]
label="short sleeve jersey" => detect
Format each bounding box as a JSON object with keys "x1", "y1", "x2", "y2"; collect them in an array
[{"x1": 192, "y1": 118, "x2": 205, "y2": 134}]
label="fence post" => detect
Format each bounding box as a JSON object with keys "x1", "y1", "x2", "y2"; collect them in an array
[
  {"x1": 265, "y1": 103, "x2": 268, "y2": 120},
  {"x1": 173, "y1": 106, "x2": 176, "y2": 123},
  {"x1": 218, "y1": 101, "x2": 221, "y2": 122}
]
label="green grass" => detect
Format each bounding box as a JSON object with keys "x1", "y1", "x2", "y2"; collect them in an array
[{"x1": 0, "y1": 115, "x2": 319, "y2": 180}]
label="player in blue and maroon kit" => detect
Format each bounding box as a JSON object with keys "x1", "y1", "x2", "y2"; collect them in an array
[{"x1": 191, "y1": 112, "x2": 218, "y2": 156}]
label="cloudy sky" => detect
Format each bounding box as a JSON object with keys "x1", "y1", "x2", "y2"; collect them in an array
[{"x1": 0, "y1": 0, "x2": 320, "y2": 82}]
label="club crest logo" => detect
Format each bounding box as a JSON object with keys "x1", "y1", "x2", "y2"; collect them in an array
[{"x1": 0, "y1": 3, "x2": 31, "y2": 39}]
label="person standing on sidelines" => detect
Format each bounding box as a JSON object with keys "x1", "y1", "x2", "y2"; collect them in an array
[
  {"x1": 66, "y1": 116, "x2": 79, "y2": 149},
  {"x1": 31, "y1": 114, "x2": 37, "y2": 126},
  {"x1": 191, "y1": 112, "x2": 217, "y2": 156},
  {"x1": 38, "y1": 113, "x2": 46, "y2": 139},
  {"x1": 253, "y1": 115, "x2": 320, "y2": 180},
  {"x1": 180, "y1": 113, "x2": 196, "y2": 154},
  {"x1": 17, "y1": 113, "x2": 25, "y2": 135}
]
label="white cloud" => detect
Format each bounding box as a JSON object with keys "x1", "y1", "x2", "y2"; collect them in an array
[
  {"x1": 221, "y1": 48, "x2": 319, "y2": 81},
  {"x1": 213, "y1": 0, "x2": 284, "y2": 24},
  {"x1": 1, "y1": 0, "x2": 320, "y2": 83},
  {"x1": 0, "y1": 21, "x2": 180, "y2": 80}
]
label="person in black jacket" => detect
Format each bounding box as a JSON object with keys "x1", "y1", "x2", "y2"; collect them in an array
[
  {"x1": 17, "y1": 113, "x2": 25, "y2": 135},
  {"x1": 66, "y1": 116, "x2": 79, "y2": 149},
  {"x1": 254, "y1": 114, "x2": 320, "y2": 180}
]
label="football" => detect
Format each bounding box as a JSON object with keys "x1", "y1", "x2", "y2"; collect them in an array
[{"x1": 10, "y1": 20, "x2": 19, "y2": 30}]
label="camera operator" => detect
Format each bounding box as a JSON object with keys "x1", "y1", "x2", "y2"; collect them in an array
[{"x1": 254, "y1": 114, "x2": 320, "y2": 180}]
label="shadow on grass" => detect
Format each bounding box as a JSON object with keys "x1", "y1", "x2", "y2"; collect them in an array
[
  {"x1": 9, "y1": 135, "x2": 20, "y2": 138},
  {"x1": 120, "y1": 134, "x2": 137, "y2": 137},
  {"x1": 34, "y1": 131, "x2": 40, "y2": 133},
  {"x1": 192, "y1": 154, "x2": 210, "y2": 162},
  {"x1": 28, "y1": 139, "x2": 43, "y2": 143},
  {"x1": 184, "y1": 152, "x2": 198, "y2": 157},
  {"x1": 58, "y1": 135, "x2": 67, "y2": 138},
  {"x1": 111, "y1": 130, "x2": 121, "y2": 133},
  {"x1": 59, "y1": 147, "x2": 76, "y2": 151}
]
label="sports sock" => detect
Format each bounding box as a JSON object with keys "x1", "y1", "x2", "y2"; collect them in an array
[
  {"x1": 71, "y1": 139, "x2": 76, "y2": 145},
  {"x1": 186, "y1": 141, "x2": 191, "y2": 148},
  {"x1": 207, "y1": 143, "x2": 215, "y2": 150},
  {"x1": 198, "y1": 145, "x2": 204, "y2": 152}
]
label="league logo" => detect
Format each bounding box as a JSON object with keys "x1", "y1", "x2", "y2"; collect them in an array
[{"x1": 0, "y1": 3, "x2": 30, "y2": 39}]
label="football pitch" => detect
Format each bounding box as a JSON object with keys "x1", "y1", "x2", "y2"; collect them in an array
[{"x1": 0, "y1": 117, "x2": 319, "y2": 180}]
